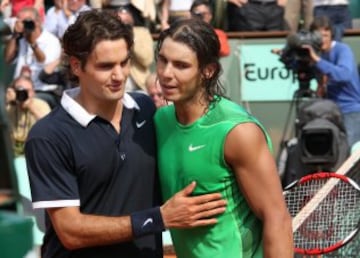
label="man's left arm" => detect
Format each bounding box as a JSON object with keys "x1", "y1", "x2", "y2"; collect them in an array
[{"x1": 225, "y1": 122, "x2": 293, "y2": 258}]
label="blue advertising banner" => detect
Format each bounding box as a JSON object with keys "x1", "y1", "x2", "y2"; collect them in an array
[{"x1": 239, "y1": 44, "x2": 317, "y2": 101}]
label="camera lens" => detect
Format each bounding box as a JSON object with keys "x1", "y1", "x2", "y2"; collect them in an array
[
  {"x1": 23, "y1": 19, "x2": 35, "y2": 32},
  {"x1": 15, "y1": 88, "x2": 29, "y2": 102}
]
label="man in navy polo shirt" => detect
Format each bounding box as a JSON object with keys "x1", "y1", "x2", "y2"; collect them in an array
[{"x1": 25, "y1": 9, "x2": 226, "y2": 258}]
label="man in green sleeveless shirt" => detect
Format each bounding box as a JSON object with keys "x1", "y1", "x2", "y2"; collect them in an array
[{"x1": 154, "y1": 18, "x2": 293, "y2": 258}]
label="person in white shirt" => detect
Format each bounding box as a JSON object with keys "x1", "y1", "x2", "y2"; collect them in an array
[
  {"x1": 4, "y1": 6, "x2": 62, "y2": 108},
  {"x1": 43, "y1": 0, "x2": 91, "y2": 39}
]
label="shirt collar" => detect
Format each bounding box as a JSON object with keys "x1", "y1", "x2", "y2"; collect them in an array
[{"x1": 61, "y1": 87, "x2": 140, "y2": 127}]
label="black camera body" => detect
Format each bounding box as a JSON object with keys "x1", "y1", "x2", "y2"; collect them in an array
[
  {"x1": 23, "y1": 19, "x2": 35, "y2": 33},
  {"x1": 15, "y1": 88, "x2": 29, "y2": 102},
  {"x1": 279, "y1": 30, "x2": 322, "y2": 89},
  {"x1": 282, "y1": 30, "x2": 322, "y2": 63}
]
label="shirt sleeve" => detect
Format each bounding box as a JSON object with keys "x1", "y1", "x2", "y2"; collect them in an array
[
  {"x1": 25, "y1": 136, "x2": 80, "y2": 209},
  {"x1": 315, "y1": 43, "x2": 355, "y2": 84}
]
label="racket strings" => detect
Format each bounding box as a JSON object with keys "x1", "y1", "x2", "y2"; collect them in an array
[{"x1": 286, "y1": 178, "x2": 360, "y2": 252}]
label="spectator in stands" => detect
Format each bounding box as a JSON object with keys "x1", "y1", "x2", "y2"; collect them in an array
[
  {"x1": 87, "y1": 0, "x2": 102, "y2": 9},
  {"x1": 305, "y1": 16, "x2": 360, "y2": 147},
  {"x1": 25, "y1": 10, "x2": 226, "y2": 258},
  {"x1": 43, "y1": 0, "x2": 71, "y2": 39},
  {"x1": 190, "y1": 0, "x2": 230, "y2": 57},
  {"x1": 155, "y1": 18, "x2": 293, "y2": 257},
  {"x1": 313, "y1": 0, "x2": 352, "y2": 41},
  {"x1": 43, "y1": 0, "x2": 91, "y2": 39},
  {"x1": 145, "y1": 73, "x2": 167, "y2": 108},
  {"x1": 226, "y1": 0, "x2": 287, "y2": 31},
  {"x1": 285, "y1": 0, "x2": 313, "y2": 33},
  {"x1": 5, "y1": 75, "x2": 50, "y2": 156},
  {"x1": 38, "y1": 57, "x2": 75, "y2": 95},
  {"x1": 103, "y1": 0, "x2": 157, "y2": 26},
  {"x1": 3, "y1": 7, "x2": 62, "y2": 108},
  {"x1": 116, "y1": 6, "x2": 154, "y2": 92},
  {"x1": 0, "y1": 0, "x2": 45, "y2": 19},
  {"x1": 160, "y1": 0, "x2": 193, "y2": 31}
]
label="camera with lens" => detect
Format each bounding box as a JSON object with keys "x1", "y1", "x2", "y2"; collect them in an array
[
  {"x1": 279, "y1": 30, "x2": 322, "y2": 90},
  {"x1": 23, "y1": 19, "x2": 35, "y2": 33},
  {"x1": 15, "y1": 88, "x2": 29, "y2": 102}
]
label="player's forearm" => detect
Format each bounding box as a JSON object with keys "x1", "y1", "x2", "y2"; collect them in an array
[
  {"x1": 262, "y1": 212, "x2": 293, "y2": 258},
  {"x1": 49, "y1": 210, "x2": 134, "y2": 250},
  {"x1": 49, "y1": 206, "x2": 165, "y2": 250}
]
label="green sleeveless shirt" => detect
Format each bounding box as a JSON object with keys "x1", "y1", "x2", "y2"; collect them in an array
[{"x1": 154, "y1": 97, "x2": 272, "y2": 258}]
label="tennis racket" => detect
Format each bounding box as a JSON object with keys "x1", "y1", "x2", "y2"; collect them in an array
[
  {"x1": 284, "y1": 148, "x2": 360, "y2": 254},
  {"x1": 284, "y1": 171, "x2": 360, "y2": 255}
]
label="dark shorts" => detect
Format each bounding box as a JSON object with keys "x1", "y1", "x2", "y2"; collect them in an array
[{"x1": 227, "y1": 1, "x2": 285, "y2": 31}]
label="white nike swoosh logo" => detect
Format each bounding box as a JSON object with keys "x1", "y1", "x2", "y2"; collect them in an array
[
  {"x1": 142, "y1": 218, "x2": 153, "y2": 228},
  {"x1": 188, "y1": 144, "x2": 206, "y2": 152},
  {"x1": 136, "y1": 120, "x2": 146, "y2": 128}
]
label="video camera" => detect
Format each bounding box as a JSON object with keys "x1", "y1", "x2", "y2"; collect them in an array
[{"x1": 279, "y1": 30, "x2": 322, "y2": 90}]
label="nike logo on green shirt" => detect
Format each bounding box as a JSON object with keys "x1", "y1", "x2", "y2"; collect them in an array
[{"x1": 188, "y1": 144, "x2": 206, "y2": 152}]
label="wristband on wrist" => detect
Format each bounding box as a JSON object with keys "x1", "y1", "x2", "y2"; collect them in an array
[
  {"x1": 30, "y1": 42, "x2": 38, "y2": 49},
  {"x1": 130, "y1": 207, "x2": 165, "y2": 238}
]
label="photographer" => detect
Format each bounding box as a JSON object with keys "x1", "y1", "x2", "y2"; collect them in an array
[
  {"x1": 304, "y1": 16, "x2": 360, "y2": 148},
  {"x1": 272, "y1": 29, "x2": 323, "y2": 95},
  {"x1": 4, "y1": 6, "x2": 62, "y2": 108},
  {"x1": 6, "y1": 75, "x2": 51, "y2": 156}
]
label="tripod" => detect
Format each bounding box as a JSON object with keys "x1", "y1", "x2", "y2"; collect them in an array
[
  {"x1": 279, "y1": 81, "x2": 317, "y2": 149},
  {"x1": 276, "y1": 79, "x2": 317, "y2": 180}
]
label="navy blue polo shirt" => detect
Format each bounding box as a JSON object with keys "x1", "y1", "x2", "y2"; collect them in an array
[{"x1": 25, "y1": 88, "x2": 162, "y2": 258}]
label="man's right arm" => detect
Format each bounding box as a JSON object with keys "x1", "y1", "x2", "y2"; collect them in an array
[
  {"x1": 47, "y1": 207, "x2": 133, "y2": 250},
  {"x1": 47, "y1": 182, "x2": 226, "y2": 250},
  {"x1": 4, "y1": 33, "x2": 20, "y2": 63}
]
